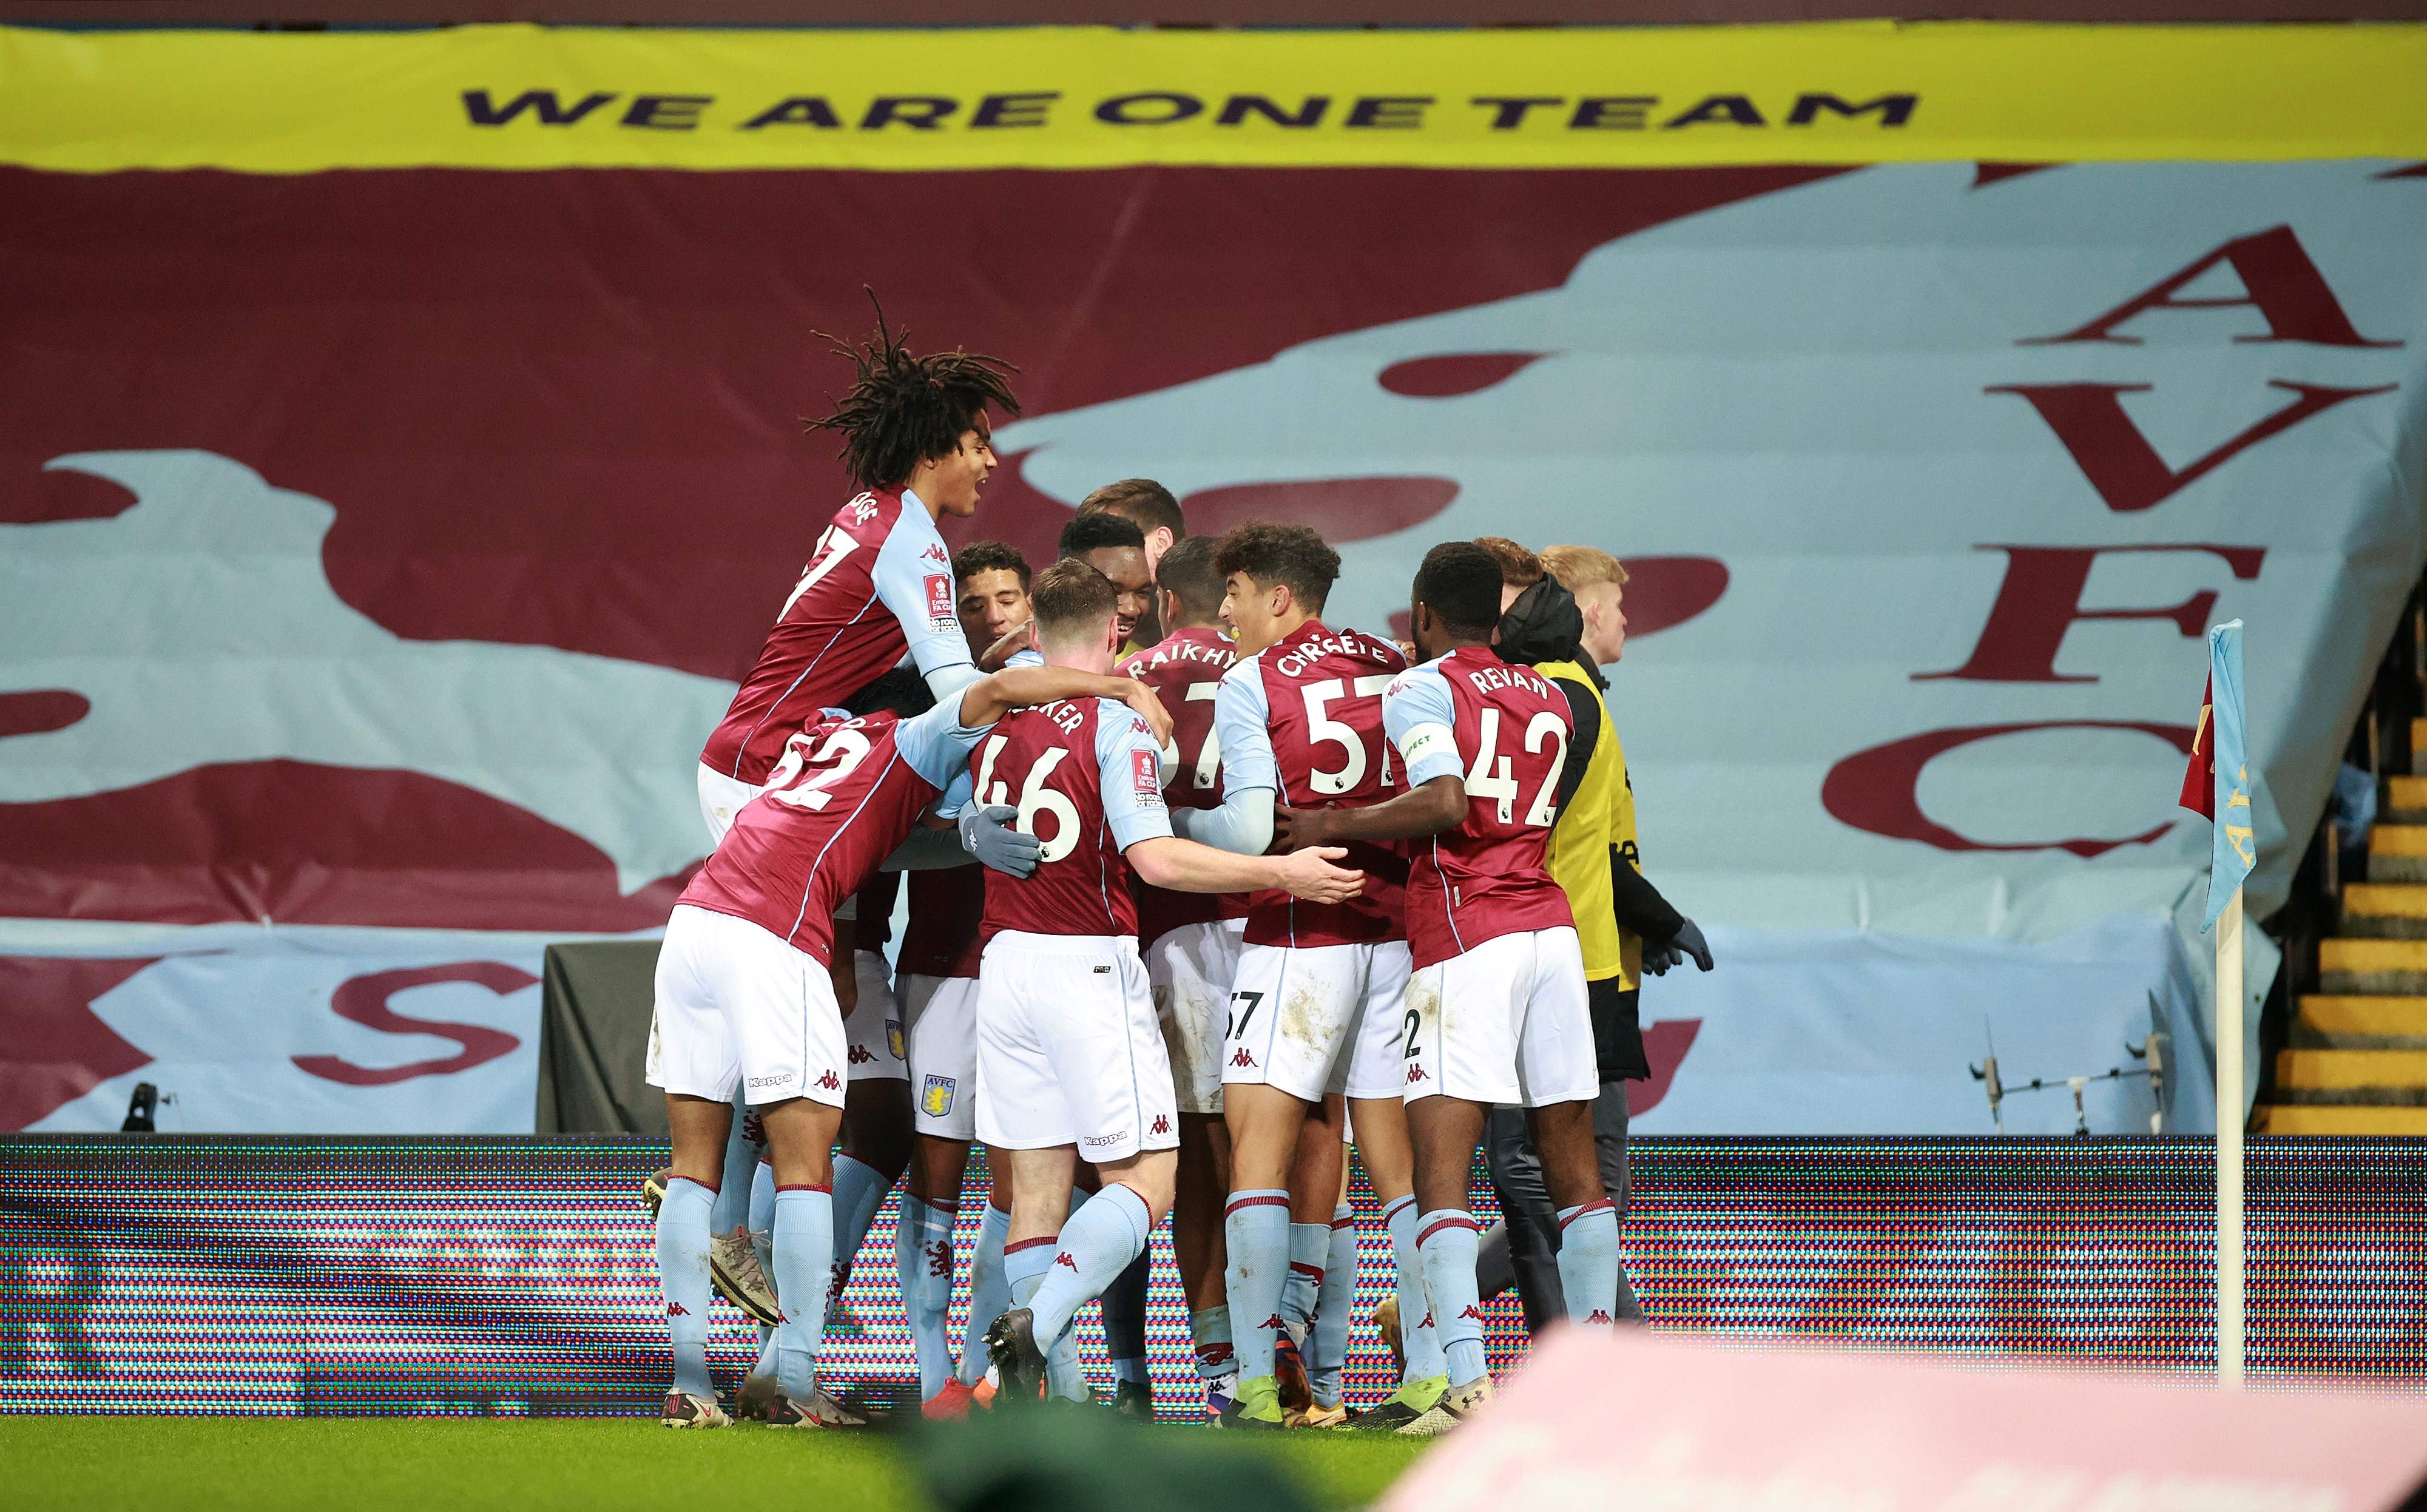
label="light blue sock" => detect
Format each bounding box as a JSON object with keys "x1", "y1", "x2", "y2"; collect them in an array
[
  {"x1": 826, "y1": 1152, "x2": 892, "y2": 1309},
  {"x1": 746, "y1": 1159, "x2": 779, "y2": 1380},
  {"x1": 1556, "y1": 1200, "x2": 1622, "y2": 1328},
  {"x1": 1004, "y1": 1236, "x2": 1059, "y2": 1399},
  {"x1": 1311, "y1": 1206, "x2": 1355, "y2": 1408},
  {"x1": 896, "y1": 1194, "x2": 960, "y2": 1398},
  {"x1": 1282, "y1": 1221, "x2": 1328, "y2": 1335},
  {"x1": 1033, "y1": 1187, "x2": 1152, "y2": 1402},
  {"x1": 1030, "y1": 1186, "x2": 1152, "y2": 1348},
  {"x1": 1223, "y1": 1189, "x2": 1291, "y2": 1383},
  {"x1": 653, "y1": 1173, "x2": 715, "y2": 1401},
  {"x1": 1383, "y1": 1194, "x2": 1448, "y2": 1382},
  {"x1": 709, "y1": 1093, "x2": 760, "y2": 1237},
  {"x1": 1190, "y1": 1304, "x2": 1235, "y2": 1383},
  {"x1": 771, "y1": 1185, "x2": 835, "y2": 1401},
  {"x1": 1417, "y1": 1208, "x2": 1485, "y2": 1388},
  {"x1": 956, "y1": 1199, "x2": 1011, "y2": 1386},
  {"x1": 1050, "y1": 1186, "x2": 1089, "y2": 1396}
]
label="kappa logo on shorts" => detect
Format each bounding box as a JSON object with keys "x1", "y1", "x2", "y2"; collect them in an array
[
  {"x1": 748, "y1": 1073, "x2": 792, "y2": 1089},
  {"x1": 1406, "y1": 1064, "x2": 1430, "y2": 1084},
  {"x1": 1150, "y1": 1114, "x2": 1170, "y2": 1136},
  {"x1": 924, "y1": 573, "x2": 954, "y2": 628},
  {"x1": 1131, "y1": 746, "x2": 1160, "y2": 797},
  {"x1": 920, "y1": 1075, "x2": 957, "y2": 1118},
  {"x1": 815, "y1": 1069, "x2": 842, "y2": 1092},
  {"x1": 1230, "y1": 1047, "x2": 1257, "y2": 1068},
  {"x1": 849, "y1": 1044, "x2": 875, "y2": 1065},
  {"x1": 886, "y1": 1018, "x2": 905, "y2": 1060}
]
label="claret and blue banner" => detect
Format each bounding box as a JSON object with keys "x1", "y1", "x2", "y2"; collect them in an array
[{"x1": 5, "y1": 23, "x2": 2427, "y2": 1136}]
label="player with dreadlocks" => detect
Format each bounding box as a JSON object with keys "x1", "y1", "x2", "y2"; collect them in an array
[{"x1": 659, "y1": 300, "x2": 1035, "y2": 1411}]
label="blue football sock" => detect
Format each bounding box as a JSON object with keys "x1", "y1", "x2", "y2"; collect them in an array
[
  {"x1": 957, "y1": 1198, "x2": 1011, "y2": 1386},
  {"x1": 747, "y1": 1158, "x2": 775, "y2": 1274},
  {"x1": 897, "y1": 1194, "x2": 960, "y2": 1398},
  {"x1": 1223, "y1": 1189, "x2": 1291, "y2": 1383},
  {"x1": 1383, "y1": 1194, "x2": 1448, "y2": 1382},
  {"x1": 825, "y1": 1152, "x2": 892, "y2": 1311},
  {"x1": 653, "y1": 1173, "x2": 715, "y2": 1401},
  {"x1": 709, "y1": 1093, "x2": 760, "y2": 1237},
  {"x1": 1030, "y1": 1185, "x2": 1153, "y2": 1397},
  {"x1": 1004, "y1": 1235, "x2": 1062, "y2": 1398},
  {"x1": 1104, "y1": 1247, "x2": 1151, "y2": 1388},
  {"x1": 1311, "y1": 1205, "x2": 1355, "y2": 1408},
  {"x1": 1556, "y1": 1200, "x2": 1622, "y2": 1327},
  {"x1": 1282, "y1": 1221, "x2": 1328, "y2": 1335},
  {"x1": 1189, "y1": 1304, "x2": 1235, "y2": 1383},
  {"x1": 1417, "y1": 1208, "x2": 1485, "y2": 1388},
  {"x1": 771, "y1": 1184, "x2": 835, "y2": 1402}
]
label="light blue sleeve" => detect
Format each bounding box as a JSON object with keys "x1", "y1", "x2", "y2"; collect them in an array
[
  {"x1": 1096, "y1": 700, "x2": 1175, "y2": 852},
  {"x1": 1211, "y1": 661, "x2": 1278, "y2": 795},
  {"x1": 1383, "y1": 663, "x2": 1463, "y2": 788},
  {"x1": 1005, "y1": 646, "x2": 1045, "y2": 669},
  {"x1": 894, "y1": 700, "x2": 991, "y2": 791},
  {"x1": 874, "y1": 508, "x2": 978, "y2": 680}
]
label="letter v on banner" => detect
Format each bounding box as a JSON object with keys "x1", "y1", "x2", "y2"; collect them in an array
[{"x1": 2181, "y1": 618, "x2": 2251, "y2": 1388}]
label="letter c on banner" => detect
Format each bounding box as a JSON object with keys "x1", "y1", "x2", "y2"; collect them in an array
[
  {"x1": 292, "y1": 962, "x2": 536, "y2": 1085},
  {"x1": 1823, "y1": 720, "x2": 2198, "y2": 857}
]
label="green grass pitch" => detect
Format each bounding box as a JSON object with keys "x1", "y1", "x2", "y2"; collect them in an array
[{"x1": 1, "y1": 1417, "x2": 1431, "y2": 1512}]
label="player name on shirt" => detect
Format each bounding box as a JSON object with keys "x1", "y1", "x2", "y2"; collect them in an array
[
  {"x1": 1218, "y1": 619, "x2": 1408, "y2": 950},
  {"x1": 1387, "y1": 646, "x2": 1578, "y2": 970},
  {"x1": 1121, "y1": 626, "x2": 1241, "y2": 948},
  {"x1": 683, "y1": 701, "x2": 978, "y2": 962},
  {"x1": 700, "y1": 487, "x2": 973, "y2": 788}
]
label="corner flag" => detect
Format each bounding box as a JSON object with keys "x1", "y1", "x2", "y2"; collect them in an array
[{"x1": 2195, "y1": 621, "x2": 2253, "y2": 931}]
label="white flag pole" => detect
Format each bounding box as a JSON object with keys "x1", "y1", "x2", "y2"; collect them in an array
[{"x1": 2216, "y1": 882, "x2": 2246, "y2": 1389}]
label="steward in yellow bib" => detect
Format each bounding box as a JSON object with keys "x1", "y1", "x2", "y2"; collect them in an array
[{"x1": 1462, "y1": 538, "x2": 1714, "y2": 1335}]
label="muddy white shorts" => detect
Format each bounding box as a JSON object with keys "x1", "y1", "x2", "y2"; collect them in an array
[
  {"x1": 1403, "y1": 926, "x2": 1596, "y2": 1109},
  {"x1": 843, "y1": 950, "x2": 908, "y2": 1082},
  {"x1": 645, "y1": 904, "x2": 848, "y2": 1109},
  {"x1": 697, "y1": 763, "x2": 764, "y2": 848},
  {"x1": 975, "y1": 931, "x2": 1180, "y2": 1162},
  {"x1": 1223, "y1": 939, "x2": 1411, "y2": 1102},
  {"x1": 900, "y1": 972, "x2": 981, "y2": 1140},
  {"x1": 1148, "y1": 919, "x2": 1244, "y2": 1116}
]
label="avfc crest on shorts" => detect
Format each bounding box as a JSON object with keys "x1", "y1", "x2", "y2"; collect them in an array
[
  {"x1": 886, "y1": 1018, "x2": 905, "y2": 1061},
  {"x1": 921, "y1": 1075, "x2": 956, "y2": 1118}
]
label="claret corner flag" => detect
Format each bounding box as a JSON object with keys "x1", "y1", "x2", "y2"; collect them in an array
[{"x1": 2182, "y1": 619, "x2": 2253, "y2": 931}]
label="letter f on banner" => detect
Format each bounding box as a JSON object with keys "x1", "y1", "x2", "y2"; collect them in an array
[{"x1": 2185, "y1": 619, "x2": 2255, "y2": 930}]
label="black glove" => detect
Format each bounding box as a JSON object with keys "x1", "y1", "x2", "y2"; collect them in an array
[
  {"x1": 1669, "y1": 916, "x2": 1715, "y2": 972},
  {"x1": 959, "y1": 805, "x2": 1042, "y2": 879},
  {"x1": 1641, "y1": 941, "x2": 1681, "y2": 977}
]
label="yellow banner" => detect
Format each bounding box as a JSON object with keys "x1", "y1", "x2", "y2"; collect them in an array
[{"x1": 5, "y1": 22, "x2": 2427, "y2": 174}]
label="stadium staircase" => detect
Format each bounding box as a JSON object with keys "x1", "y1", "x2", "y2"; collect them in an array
[{"x1": 2259, "y1": 586, "x2": 2427, "y2": 1135}]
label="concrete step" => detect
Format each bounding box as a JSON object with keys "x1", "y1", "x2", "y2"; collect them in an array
[
  {"x1": 2255, "y1": 1103, "x2": 2427, "y2": 1135},
  {"x1": 2317, "y1": 937, "x2": 2427, "y2": 995},
  {"x1": 2371, "y1": 826, "x2": 2427, "y2": 883},
  {"x1": 2294, "y1": 994, "x2": 2427, "y2": 1048},
  {"x1": 2386, "y1": 775, "x2": 2427, "y2": 823},
  {"x1": 2273, "y1": 1047, "x2": 2427, "y2": 1103},
  {"x1": 2340, "y1": 883, "x2": 2427, "y2": 938}
]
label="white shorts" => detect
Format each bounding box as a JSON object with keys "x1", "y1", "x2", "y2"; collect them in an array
[
  {"x1": 1149, "y1": 919, "x2": 1244, "y2": 1116},
  {"x1": 697, "y1": 763, "x2": 763, "y2": 848},
  {"x1": 974, "y1": 931, "x2": 1180, "y2": 1163},
  {"x1": 845, "y1": 950, "x2": 908, "y2": 1082},
  {"x1": 645, "y1": 905, "x2": 847, "y2": 1109},
  {"x1": 1403, "y1": 927, "x2": 1596, "y2": 1109},
  {"x1": 901, "y1": 973, "x2": 980, "y2": 1141},
  {"x1": 1223, "y1": 940, "x2": 1411, "y2": 1102}
]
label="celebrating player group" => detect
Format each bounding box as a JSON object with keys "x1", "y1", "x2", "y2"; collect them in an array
[{"x1": 644, "y1": 306, "x2": 1715, "y2": 1438}]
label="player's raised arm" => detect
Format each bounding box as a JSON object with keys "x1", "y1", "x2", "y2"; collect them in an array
[{"x1": 957, "y1": 664, "x2": 1173, "y2": 746}]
